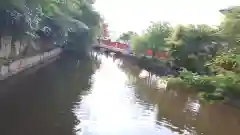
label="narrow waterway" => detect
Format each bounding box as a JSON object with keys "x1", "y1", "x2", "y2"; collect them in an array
[{"x1": 0, "y1": 53, "x2": 240, "y2": 135}]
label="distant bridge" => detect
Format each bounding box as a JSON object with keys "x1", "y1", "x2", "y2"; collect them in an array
[
  {"x1": 92, "y1": 39, "x2": 169, "y2": 60},
  {"x1": 92, "y1": 41, "x2": 132, "y2": 55}
]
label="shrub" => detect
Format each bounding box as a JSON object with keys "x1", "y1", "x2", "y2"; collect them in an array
[{"x1": 179, "y1": 68, "x2": 240, "y2": 101}]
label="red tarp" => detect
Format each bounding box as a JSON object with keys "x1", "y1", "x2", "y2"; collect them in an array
[
  {"x1": 146, "y1": 49, "x2": 153, "y2": 56},
  {"x1": 103, "y1": 41, "x2": 129, "y2": 50},
  {"x1": 145, "y1": 49, "x2": 169, "y2": 59},
  {"x1": 101, "y1": 40, "x2": 169, "y2": 59}
]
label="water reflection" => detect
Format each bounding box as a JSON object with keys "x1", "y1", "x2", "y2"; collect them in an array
[
  {"x1": 118, "y1": 55, "x2": 240, "y2": 135},
  {"x1": 0, "y1": 56, "x2": 97, "y2": 135},
  {"x1": 0, "y1": 53, "x2": 240, "y2": 135},
  {"x1": 76, "y1": 53, "x2": 240, "y2": 135}
]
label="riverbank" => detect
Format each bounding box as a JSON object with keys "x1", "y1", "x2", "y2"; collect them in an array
[
  {"x1": 0, "y1": 48, "x2": 62, "y2": 81},
  {"x1": 137, "y1": 59, "x2": 240, "y2": 105},
  {"x1": 98, "y1": 50, "x2": 177, "y2": 76},
  {"x1": 136, "y1": 58, "x2": 240, "y2": 106},
  {"x1": 139, "y1": 60, "x2": 240, "y2": 108},
  {"x1": 100, "y1": 51, "x2": 240, "y2": 106}
]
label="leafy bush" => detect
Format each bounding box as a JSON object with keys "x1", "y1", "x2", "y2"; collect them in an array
[
  {"x1": 179, "y1": 68, "x2": 240, "y2": 101},
  {"x1": 207, "y1": 52, "x2": 240, "y2": 73}
]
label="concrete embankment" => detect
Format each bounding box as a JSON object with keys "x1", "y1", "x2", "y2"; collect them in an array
[{"x1": 0, "y1": 48, "x2": 62, "y2": 80}]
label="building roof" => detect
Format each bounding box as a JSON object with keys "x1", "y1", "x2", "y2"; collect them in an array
[{"x1": 219, "y1": 6, "x2": 240, "y2": 14}]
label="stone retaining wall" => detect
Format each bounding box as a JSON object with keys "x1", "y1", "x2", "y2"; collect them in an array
[{"x1": 0, "y1": 48, "x2": 62, "y2": 80}]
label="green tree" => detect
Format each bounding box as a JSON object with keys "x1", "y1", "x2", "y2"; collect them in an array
[
  {"x1": 0, "y1": 0, "x2": 102, "y2": 56},
  {"x1": 220, "y1": 6, "x2": 240, "y2": 48},
  {"x1": 132, "y1": 35, "x2": 148, "y2": 55},
  {"x1": 132, "y1": 22, "x2": 172, "y2": 57},
  {"x1": 166, "y1": 24, "x2": 220, "y2": 72},
  {"x1": 146, "y1": 22, "x2": 172, "y2": 57},
  {"x1": 118, "y1": 31, "x2": 137, "y2": 42}
]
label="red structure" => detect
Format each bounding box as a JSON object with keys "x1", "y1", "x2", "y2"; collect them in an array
[
  {"x1": 100, "y1": 39, "x2": 129, "y2": 50},
  {"x1": 100, "y1": 39, "x2": 169, "y2": 59},
  {"x1": 108, "y1": 42, "x2": 128, "y2": 49},
  {"x1": 99, "y1": 22, "x2": 169, "y2": 59},
  {"x1": 102, "y1": 23, "x2": 110, "y2": 39},
  {"x1": 145, "y1": 49, "x2": 169, "y2": 59},
  {"x1": 100, "y1": 23, "x2": 129, "y2": 51}
]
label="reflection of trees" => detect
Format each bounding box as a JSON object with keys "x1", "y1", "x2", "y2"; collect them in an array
[
  {"x1": 91, "y1": 53, "x2": 102, "y2": 70},
  {"x1": 108, "y1": 54, "x2": 203, "y2": 134},
  {"x1": 118, "y1": 59, "x2": 203, "y2": 134},
  {"x1": 118, "y1": 57, "x2": 141, "y2": 76},
  {"x1": 155, "y1": 88, "x2": 240, "y2": 135},
  {"x1": 118, "y1": 54, "x2": 240, "y2": 135},
  {"x1": 132, "y1": 81, "x2": 158, "y2": 111},
  {"x1": 117, "y1": 59, "x2": 158, "y2": 111},
  {"x1": 0, "y1": 56, "x2": 95, "y2": 135},
  {"x1": 130, "y1": 79, "x2": 203, "y2": 134},
  {"x1": 155, "y1": 90, "x2": 198, "y2": 134}
]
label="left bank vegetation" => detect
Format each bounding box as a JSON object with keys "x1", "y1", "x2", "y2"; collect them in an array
[{"x1": 0, "y1": 0, "x2": 102, "y2": 67}]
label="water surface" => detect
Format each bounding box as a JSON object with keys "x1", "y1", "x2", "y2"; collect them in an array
[{"x1": 0, "y1": 53, "x2": 239, "y2": 135}]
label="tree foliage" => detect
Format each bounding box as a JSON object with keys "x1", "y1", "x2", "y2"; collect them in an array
[
  {"x1": 130, "y1": 6, "x2": 240, "y2": 101},
  {"x1": 166, "y1": 24, "x2": 220, "y2": 72},
  {"x1": 118, "y1": 31, "x2": 137, "y2": 42},
  {"x1": 220, "y1": 6, "x2": 240, "y2": 47},
  {"x1": 0, "y1": 0, "x2": 102, "y2": 53},
  {"x1": 132, "y1": 22, "x2": 172, "y2": 56}
]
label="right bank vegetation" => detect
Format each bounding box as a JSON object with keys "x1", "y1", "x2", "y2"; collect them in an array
[{"x1": 119, "y1": 6, "x2": 240, "y2": 102}]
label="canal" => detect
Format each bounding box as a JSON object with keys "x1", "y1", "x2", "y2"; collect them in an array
[{"x1": 0, "y1": 52, "x2": 240, "y2": 135}]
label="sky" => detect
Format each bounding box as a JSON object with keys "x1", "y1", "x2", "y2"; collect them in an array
[{"x1": 93, "y1": 0, "x2": 240, "y2": 39}]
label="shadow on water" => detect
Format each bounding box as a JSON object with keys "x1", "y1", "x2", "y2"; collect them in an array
[{"x1": 0, "y1": 55, "x2": 99, "y2": 135}]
